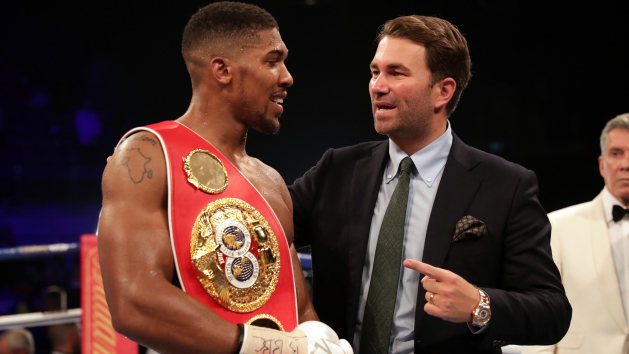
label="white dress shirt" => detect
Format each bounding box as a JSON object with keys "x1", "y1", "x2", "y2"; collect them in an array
[
  {"x1": 602, "y1": 187, "x2": 629, "y2": 324},
  {"x1": 353, "y1": 123, "x2": 453, "y2": 354}
]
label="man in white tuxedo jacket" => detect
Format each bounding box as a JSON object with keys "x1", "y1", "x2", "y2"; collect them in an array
[{"x1": 524, "y1": 113, "x2": 629, "y2": 353}]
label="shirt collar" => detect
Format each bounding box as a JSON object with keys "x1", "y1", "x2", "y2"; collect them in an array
[
  {"x1": 386, "y1": 121, "x2": 453, "y2": 187},
  {"x1": 602, "y1": 186, "x2": 627, "y2": 223}
]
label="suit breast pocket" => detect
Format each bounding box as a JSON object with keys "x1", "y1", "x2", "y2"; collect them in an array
[
  {"x1": 447, "y1": 236, "x2": 493, "y2": 258},
  {"x1": 444, "y1": 238, "x2": 496, "y2": 282}
]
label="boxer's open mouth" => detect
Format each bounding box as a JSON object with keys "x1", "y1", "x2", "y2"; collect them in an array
[
  {"x1": 271, "y1": 93, "x2": 286, "y2": 106},
  {"x1": 270, "y1": 93, "x2": 286, "y2": 113}
]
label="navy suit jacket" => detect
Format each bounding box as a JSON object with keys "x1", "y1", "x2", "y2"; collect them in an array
[{"x1": 289, "y1": 134, "x2": 571, "y2": 353}]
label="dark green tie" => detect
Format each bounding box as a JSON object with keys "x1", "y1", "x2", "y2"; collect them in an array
[{"x1": 360, "y1": 156, "x2": 415, "y2": 354}]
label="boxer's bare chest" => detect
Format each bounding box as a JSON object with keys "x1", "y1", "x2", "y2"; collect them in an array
[{"x1": 236, "y1": 161, "x2": 294, "y2": 246}]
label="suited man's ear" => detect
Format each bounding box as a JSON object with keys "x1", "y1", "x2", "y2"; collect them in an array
[
  {"x1": 433, "y1": 78, "x2": 456, "y2": 111},
  {"x1": 210, "y1": 57, "x2": 232, "y2": 85}
]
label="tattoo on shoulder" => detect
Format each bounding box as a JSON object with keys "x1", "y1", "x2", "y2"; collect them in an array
[
  {"x1": 129, "y1": 133, "x2": 158, "y2": 146},
  {"x1": 113, "y1": 148, "x2": 154, "y2": 184}
]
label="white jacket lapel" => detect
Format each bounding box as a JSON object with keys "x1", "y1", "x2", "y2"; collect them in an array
[{"x1": 590, "y1": 192, "x2": 629, "y2": 330}]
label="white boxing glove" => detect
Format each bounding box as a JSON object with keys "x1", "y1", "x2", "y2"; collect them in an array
[
  {"x1": 293, "y1": 321, "x2": 353, "y2": 354},
  {"x1": 238, "y1": 322, "x2": 353, "y2": 354}
]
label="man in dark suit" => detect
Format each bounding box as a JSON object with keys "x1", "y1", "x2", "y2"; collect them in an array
[{"x1": 289, "y1": 15, "x2": 571, "y2": 353}]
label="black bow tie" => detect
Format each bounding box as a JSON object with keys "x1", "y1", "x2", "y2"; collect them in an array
[{"x1": 612, "y1": 205, "x2": 629, "y2": 222}]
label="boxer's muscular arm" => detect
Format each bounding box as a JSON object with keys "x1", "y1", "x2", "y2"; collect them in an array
[{"x1": 98, "y1": 133, "x2": 239, "y2": 354}]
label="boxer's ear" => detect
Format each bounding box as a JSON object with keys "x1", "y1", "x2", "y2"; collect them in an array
[{"x1": 210, "y1": 57, "x2": 232, "y2": 85}]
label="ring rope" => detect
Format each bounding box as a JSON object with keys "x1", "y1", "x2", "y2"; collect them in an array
[
  {"x1": 0, "y1": 308, "x2": 81, "y2": 330},
  {"x1": 0, "y1": 242, "x2": 79, "y2": 262}
]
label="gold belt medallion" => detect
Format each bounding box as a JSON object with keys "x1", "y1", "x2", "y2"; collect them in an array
[
  {"x1": 191, "y1": 198, "x2": 280, "y2": 313},
  {"x1": 183, "y1": 149, "x2": 228, "y2": 194}
]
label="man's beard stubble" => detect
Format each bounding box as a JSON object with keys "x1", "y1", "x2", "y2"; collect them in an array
[
  {"x1": 252, "y1": 112, "x2": 281, "y2": 135},
  {"x1": 238, "y1": 73, "x2": 281, "y2": 135},
  {"x1": 373, "y1": 88, "x2": 434, "y2": 142}
]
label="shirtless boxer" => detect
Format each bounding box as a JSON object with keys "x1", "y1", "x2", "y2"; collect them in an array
[{"x1": 97, "y1": 3, "x2": 351, "y2": 354}]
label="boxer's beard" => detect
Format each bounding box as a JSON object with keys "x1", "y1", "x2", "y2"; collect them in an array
[{"x1": 238, "y1": 71, "x2": 281, "y2": 135}]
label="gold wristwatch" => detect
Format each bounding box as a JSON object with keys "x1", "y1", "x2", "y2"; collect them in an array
[{"x1": 471, "y1": 288, "x2": 491, "y2": 328}]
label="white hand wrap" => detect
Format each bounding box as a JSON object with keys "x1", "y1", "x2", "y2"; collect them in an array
[
  {"x1": 294, "y1": 321, "x2": 353, "y2": 354},
  {"x1": 239, "y1": 324, "x2": 307, "y2": 354},
  {"x1": 238, "y1": 322, "x2": 353, "y2": 354}
]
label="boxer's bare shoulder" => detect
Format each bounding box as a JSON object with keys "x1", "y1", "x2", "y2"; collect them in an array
[{"x1": 104, "y1": 131, "x2": 166, "y2": 201}]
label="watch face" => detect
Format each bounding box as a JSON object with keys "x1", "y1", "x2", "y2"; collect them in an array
[{"x1": 479, "y1": 309, "x2": 489, "y2": 319}]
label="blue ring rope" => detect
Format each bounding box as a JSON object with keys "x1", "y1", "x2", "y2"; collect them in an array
[
  {"x1": 0, "y1": 242, "x2": 313, "y2": 269},
  {"x1": 0, "y1": 243, "x2": 80, "y2": 261}
]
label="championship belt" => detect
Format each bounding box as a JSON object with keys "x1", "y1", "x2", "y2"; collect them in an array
[{"x1": 120, "y1": 121, "x2": 298, "y2": 331}]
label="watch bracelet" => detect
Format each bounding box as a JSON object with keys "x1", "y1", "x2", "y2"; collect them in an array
[{"x1": 471, "y1": 286, "x2": 491, "y2": 327}]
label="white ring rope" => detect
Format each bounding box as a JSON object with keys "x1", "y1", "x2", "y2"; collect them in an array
[{"x1": 0, "y1": 308, "x2": 81, "y2": 330}]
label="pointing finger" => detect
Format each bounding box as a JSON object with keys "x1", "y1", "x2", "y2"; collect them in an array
[{"x1": 404, "y1": 260, "x2": 448, "y2": 281}]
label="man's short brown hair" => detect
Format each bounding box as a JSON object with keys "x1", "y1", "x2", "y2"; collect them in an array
[
  {"x1": 182, "y1": 2, "x2": 278, "y2": 64},
  {"x1": 377, "y1": 15, "x2": 472, "y2": 115}
]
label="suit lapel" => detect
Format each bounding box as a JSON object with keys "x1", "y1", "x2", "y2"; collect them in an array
[
  {"x1": 421, "y1": 135, "x2": 482, "y2": 267},
  {"x1": 415, "y1": 135, "x2": 483, "y2": 332},
  {"x1": 346, "y1": 140, "x2": 389, "y2": 339},
  {"x1": 590, "y1": 192, "x2": 629, "y2": 330}
]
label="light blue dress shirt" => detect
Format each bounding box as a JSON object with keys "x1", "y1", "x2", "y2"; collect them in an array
[{"x1": 353, "y1": 123, "x2": 453, "y2": 354}]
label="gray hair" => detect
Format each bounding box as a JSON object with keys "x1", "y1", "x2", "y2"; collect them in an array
[
  {"x1": 600, "y1": 113, "x2": 629, "y2": 155},
  {"x1": 0, "y1": 329, "x2": 35, "y2": 354}
]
